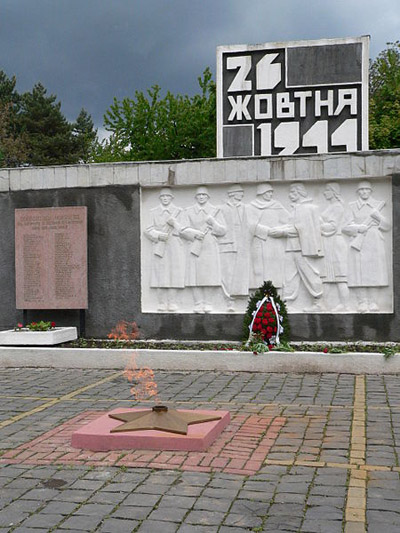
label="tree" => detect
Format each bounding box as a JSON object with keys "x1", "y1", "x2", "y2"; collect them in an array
[
  {"x1": 94, "y1": 68, "x2": 216, "y2": 162},
  {"x1": 369, "y1": 41, "x2": 400, "y2": 149},
  {"x1": 0, "y1": 70, "x2": 28, "y2": 166},
  {"x1": 18, "y1": 83, "x2": 80, "y2": 166},
  {"x1": 72, "y1": 108, "x2": 98, "y2": 163}
]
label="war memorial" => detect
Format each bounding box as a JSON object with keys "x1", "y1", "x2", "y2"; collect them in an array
[
  {"x1": 0, "y1": 36, "x2": 398, "y2": 342},
  {"x1": 2, "y1": 36, "x2": 400, "y2": 533}
]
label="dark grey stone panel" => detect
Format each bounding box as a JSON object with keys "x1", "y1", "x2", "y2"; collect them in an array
[
  {"x1": 287, "y1": 43, "x2": 362, "y2": 86},
  {"x1": 223, "y1": 126, "x2": 253, "y2": 157}
]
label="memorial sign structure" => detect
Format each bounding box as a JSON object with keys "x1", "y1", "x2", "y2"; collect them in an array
[
  {"x1": 15, "y1": 207, "x2": 88, "y2": 310},
  {"x1": 217, "y1": 36, "x2": 369, "y2": 157}
]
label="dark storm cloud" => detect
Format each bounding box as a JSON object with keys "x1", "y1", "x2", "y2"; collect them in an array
[{"x1": 0, "y1": 0, "x2": 398, "y2": 130}]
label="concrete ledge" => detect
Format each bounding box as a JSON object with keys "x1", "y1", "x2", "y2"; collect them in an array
[
  {"x1": 0, "y1": 347, "x2": 399, "y2": 374},
  {"x1": 0, "y1": 327, "x2": 78, "y2": 346},
  {"x1": 3, "y1": 150, "x2": 400, "y2": 192}
]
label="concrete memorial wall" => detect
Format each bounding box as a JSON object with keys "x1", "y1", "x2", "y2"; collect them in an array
[{"x1": 0, "y1": 150, "x2": 399, "y2": 341}]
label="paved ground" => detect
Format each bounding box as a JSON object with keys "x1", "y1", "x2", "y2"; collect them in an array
[{"x1": 0, "y1": 369, "x2": 399, "y2": 532}]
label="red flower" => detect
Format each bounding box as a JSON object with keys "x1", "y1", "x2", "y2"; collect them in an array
[
  {"x1": 268, "y1": 344, "x2": 273, "y2": 350},
  {"x1": 267, "y1": 326, "x2": 273, "y2": 333},
  {"x1": 51, "y1": 321, "x2": 56, "y2": 327},
  {"x1": 261, "y1": 328, "x2": 267, "y2": 335},
  {"x1": 17, "y1": 323, "x2": 23, "y2": 328},
  {"x1": 266, "y1": 303, "x2": 273, "y2": 311},
  {"x1": 255, "y1": 317, "x2": 262, "y2": 324},
  {"x1": 323, "y1": 347, "x2": 328, "y2": 353},
  {"x1": 31, "y1": 322, "x2": 37, "y2": 326},
  {"x1": 262, "y1": 318, "x2": 269, "y2": 325}
]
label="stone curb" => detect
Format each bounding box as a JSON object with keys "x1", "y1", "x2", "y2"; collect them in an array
[{"x1": 0, "y1": 347, "x2": 399, "y2": 374}]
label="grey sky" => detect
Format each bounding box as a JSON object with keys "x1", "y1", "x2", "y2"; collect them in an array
[{"x1": 1, "y1": 0, "x2": 399, "y2": 133}]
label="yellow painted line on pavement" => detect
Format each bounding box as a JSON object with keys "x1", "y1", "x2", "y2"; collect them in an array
[
  {"x1": 0, "y1": 395, "x2": 57, "y2": 401},
  {"x1": 345, "y1": 375, "x2": 367, "y2": 533},
  {"x1": 0, "y1": 371, "x2": 124, "y2": 429}
]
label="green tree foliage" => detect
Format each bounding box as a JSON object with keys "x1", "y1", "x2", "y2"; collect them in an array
[
  {"x1": 94, "y1": 68, "x2": 216, "y2": 162},
  {"x1": 72, "y1": 108, "x2": 98, "y2": 163},
  {"x1": 0, "y1": 71, "x2": 97, "y2": 167},
  {"x1": 369, "y1": 41, "x2": 400, "y2": 149},
  {"x1": 0, "y1": 71, "x2": 28, "y2": 166},
  {"x1": 19, "y1": 83, "x2": 80, "y2": 166}
]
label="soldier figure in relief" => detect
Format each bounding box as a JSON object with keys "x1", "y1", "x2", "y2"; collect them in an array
[
  {"x1": 144, "y1": 188, "x2": 185, "y2": 312},
  {"x1": 247, "y1": 183, "x2": 289, "y2": 291},
  {"x1": 217, "y1": 184, "x2": 250, "y2": 311},
  {"x1": 269, "y1": 182, "x2": 324, "y2": 312},
  {"x1": 342, "y1": 180, "x2": 390, "y2": 313},
  {"x1": 180, "y1": 186, "x2": 227, "y2": 313},
  {"x1": 320, "y1": 182, "x2": 350, "y2": 311}
]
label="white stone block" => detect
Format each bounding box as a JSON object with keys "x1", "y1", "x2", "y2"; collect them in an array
[
  {"x1": 0, "y1": 170, "x2": 9, "y2": 192},
  {"x1": 66, "y1": 166, "x2": 79, "y2": 188},
  {"x1": 19, "y1": 169, "x2": 33, "y2": 190},
  {"x1": 175, "y1": 161, "x2": 201, "y2": 185},
  {"x1": 350, "y1": 154, "x2": 366, "y2": 178},
  {"x1": 9, "y1": 169, "x2": 21, "y2": 191},
  {"x1": 283, "y1": 158, "x2": 297, "y2": 181},
  {"x1": 42, "y1": 167, "x2": 55, "y2": 189},
  {"x1": 0, "y1": 327, "x2": 78, "y2": 346},
  {"x1": 150, "y1": 163, "x2": 169, "y2": 186},
  {"x1": 364, "y1": 155, "x2": 382, "y2": 177},
  {"x1": 236, "y1": 159, "x2": 253, "y2": 182},
  {"x1": 382, "y1": 154, "x2": 400, "y2": 177},
  {"x1": 54, "y1": 166, "x2": 66, "y2": 188},
  {"x1": 294, "y1": 158, "x2": 315, "y2": 180},
  {"x1": 199, "y1": 160, "x2": 218, "y2": 184},
  {"x1": 254, "y1": 159, "x2": 271, "y2": 182},
  {"x1": 222, "y1": 159, "x2": 238, "y2": 183},
  {"x1": 90, "y1": 165, "x2": 113, "y2": 187},
  {"x1": 114, "y1": 163, "x2": 139, "y2": 185},
  {"x1": 76, "y1": 166, "x2": 90, "y2": 187},
  {"x1": 323, "y1": 154, "x2": 352, "y2": 178},
  {"x1": 138, "y1": 162, "x2": 151, "y2": 185}
]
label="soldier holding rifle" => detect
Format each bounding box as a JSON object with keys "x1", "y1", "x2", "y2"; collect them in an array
[{"x1": 342, "y1": 180, "x2": 391, "y2": 313}]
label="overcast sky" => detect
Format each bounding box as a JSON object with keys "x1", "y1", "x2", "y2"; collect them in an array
[{"x1": 1, "y1": 0, "x2": 399, "y2": 135}]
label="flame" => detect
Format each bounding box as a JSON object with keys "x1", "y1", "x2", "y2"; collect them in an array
[
  {"x1": 108, "y1": 320, "x2": 139, "y2": 341},
  {"x1": 124, "y1": 355, "x2": 159, "y2": 402},
  {"x1": 108, "y1": 320, "x2": 159, "y2": 403}
]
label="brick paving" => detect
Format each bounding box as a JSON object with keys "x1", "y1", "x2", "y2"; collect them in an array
[{"x1": 0, "y1": 369, "x2": 399, "y2": 531}]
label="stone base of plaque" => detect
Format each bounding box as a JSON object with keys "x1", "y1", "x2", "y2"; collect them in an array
[{"x1": 0, "y1": 327, "x2": 77, "y2": 346}]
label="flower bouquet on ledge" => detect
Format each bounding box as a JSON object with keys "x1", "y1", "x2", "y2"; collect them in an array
[
  {"x1": 243, "y1": 281, "x2": 290, "y2": 352},
  {"x1": 14, "y1": 320, "x2": 56, "y2": 332}
]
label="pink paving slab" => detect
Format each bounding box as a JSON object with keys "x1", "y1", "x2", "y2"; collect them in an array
[{"x1": 71, "y1": 408, "x2": 231, "y2": 452}]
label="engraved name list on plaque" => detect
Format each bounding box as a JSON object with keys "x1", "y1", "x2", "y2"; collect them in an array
[{"x1": 15, "y1": 207, "x2": 88, "y2": 309}]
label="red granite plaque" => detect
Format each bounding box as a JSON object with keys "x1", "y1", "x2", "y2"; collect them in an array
[{"x1": 15, "y1": 207, "x2": 88, "y2": 309}]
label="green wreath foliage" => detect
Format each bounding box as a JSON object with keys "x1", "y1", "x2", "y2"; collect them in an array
[{"x1": 242, "y1": 280, "x2": 290, "y2": 345}]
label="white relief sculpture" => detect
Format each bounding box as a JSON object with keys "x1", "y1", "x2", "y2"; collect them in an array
[
  {"x1": 141, "y1": 180, "x2": 392, "y2": 314},
  {"x1": 180, "y1": 186, "x2": 227, "y2": 313},
  {"x1": 247, "y1": 183, "x2": 289, "y2": 290},
  {"x1": 320, "y1": 182, "x2": 350, "y2": 311},
  {"x1": 269, "y1": 183, "x2": 324, "y2": 312},
  {"x1": 144, "y1": 187, "x2": 185, "y2": 312},
  {"x1": 342, "y1": 180, "x2": 391, "y2": 313},
  {"x1": 217, "y1": 184, "x2": 250, "y2": 311}
]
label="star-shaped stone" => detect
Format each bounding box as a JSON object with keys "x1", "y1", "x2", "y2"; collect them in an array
[{"x1": 109, "y1": 407, "x2": 222, "y2": 435}]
